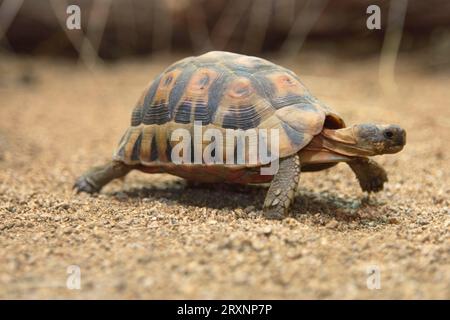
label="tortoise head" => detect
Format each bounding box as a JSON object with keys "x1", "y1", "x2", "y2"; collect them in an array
[
  {"x1": 321, "y1": 123, "x2": 406, "y2": 157},
  {"x1": 351, "y1": 124, "x2": 406, "y2": 155}
]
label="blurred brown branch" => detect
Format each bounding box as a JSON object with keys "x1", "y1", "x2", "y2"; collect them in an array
[
  {"x1": 281, "y1": 0, "x2": 328, "y2": 57},
  {"x1": 379, "y1": 0, "x2": 408, "y2": 92},
  {"x1": 0, "y1": 0, "x2": 23, "y2": 45}
]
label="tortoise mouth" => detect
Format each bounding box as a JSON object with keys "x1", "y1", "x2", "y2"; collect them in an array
[{"x1": 384, "y1": 144, "x2": 405, "y2": 154}]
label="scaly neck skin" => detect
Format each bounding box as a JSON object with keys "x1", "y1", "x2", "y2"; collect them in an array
[
  {"x1": 316, "y1": 127, "x2": 376, "y2": 157},
  {"x1": 299, "y1": 127, "x2": 370, "y2": 166}
]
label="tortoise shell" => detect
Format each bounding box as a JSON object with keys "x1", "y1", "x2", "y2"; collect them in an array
[{"x1": 113, "y1": 51, "x2": 345, "y2": 168}]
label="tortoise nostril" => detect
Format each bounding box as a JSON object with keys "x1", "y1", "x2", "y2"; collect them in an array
[{"x1": 384, "y1": 130, "x2": 394, "y2": 139}]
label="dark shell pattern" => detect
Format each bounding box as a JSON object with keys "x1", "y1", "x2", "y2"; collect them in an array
[{"x1": 114, "y1": 51, "x2": 345, "y2": 168}]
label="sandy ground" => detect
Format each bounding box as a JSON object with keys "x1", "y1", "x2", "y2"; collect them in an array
[{"x1": 0, "y1": 52, "x2": 449, "y2": 299}]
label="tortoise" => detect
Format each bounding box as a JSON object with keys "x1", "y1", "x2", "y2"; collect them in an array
[{"x1": 74, "y1": 51, "x2": 406, "y2": 219}]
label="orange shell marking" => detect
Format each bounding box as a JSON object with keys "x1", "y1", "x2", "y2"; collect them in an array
[
  {"x1": 187, "y1": 69, "x2": 218, "y2": 94},
  {"x1": 227, "y1": 77, "x2": 254, "y2": 99},
  {"x1": 267, "y1": 72, "x2": 307, "y2": 96}
]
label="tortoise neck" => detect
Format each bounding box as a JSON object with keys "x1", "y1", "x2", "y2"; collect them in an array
[{"x1": 318, "y1": 127, "x2": 375, "y2": 157}]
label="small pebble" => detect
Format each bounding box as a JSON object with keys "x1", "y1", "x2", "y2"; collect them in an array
[{"x1": 326, "y1": 220, "x2": 339, "y2": 229}]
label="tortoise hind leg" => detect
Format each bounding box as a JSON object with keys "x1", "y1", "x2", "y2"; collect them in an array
[
  {"x1": 263, "y1": 154, "x2": 301, "y2": 219},
  {"x1": 74, "y1": 161, "x2": 132, "y2": 194},
  {"x1": 348, "y1": 158, "x2": 388, "y2": 193}
]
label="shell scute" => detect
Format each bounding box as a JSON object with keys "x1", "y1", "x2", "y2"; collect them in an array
[
  {"x1": 227, "y1": 77, "x2": 254, "y2": 99},
  {"x1": 140, "y1": 68, "x2": 186, "y2": 126},
  {"x1": 187, "y1": 68, "x2": 218, "y2": 93}
]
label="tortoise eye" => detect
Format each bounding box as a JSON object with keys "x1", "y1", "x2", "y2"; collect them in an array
[{"x1": 383, "y1": 130, "x2": 394, "y2": 139}]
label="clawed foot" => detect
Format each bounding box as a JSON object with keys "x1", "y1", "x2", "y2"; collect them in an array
[
  {"x1": 73, "y1": 176, "x2": 100, "y2": 194},
  {"x1": 349, "y1": 158, "x2": 388, "y2": 193},
  {"x1": 73, "y1": 161, "x2": 131, "y2": 195},
  {"x1": 263, "y1": 190, "x2": 292, "y2": 220},
  {"x1": 358, "y1": 173, "x2": 388, "y2": 193},
  {"x1": 263, "y1": 207, "x2": 286, "y2": 220}
]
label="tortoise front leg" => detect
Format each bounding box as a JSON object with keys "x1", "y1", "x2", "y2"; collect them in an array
[
  {"x1": 348, "y1": 158, "x2": 388, "y2": 193},
  {"x1": 263, "y1": 154, "x2": 301, "y2": 219},
  {"x1": 74, "y1": 160, "x2": 132, "y2": 194}
]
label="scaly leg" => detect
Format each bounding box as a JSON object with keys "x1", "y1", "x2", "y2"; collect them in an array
[
  {"x1": 74, "y1": 161, "x2": 132, "y2": 194},
  {"x1": 263, "y1": 154, "x2": 301, "y2": 219},
  {"x1": 348, "y1": 157, "x2": 388, "y2": 193}
]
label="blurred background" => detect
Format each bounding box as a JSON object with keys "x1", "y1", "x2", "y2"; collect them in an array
[{"x1": 1, "y1": 0, "x2": 449, "y2": 66}]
